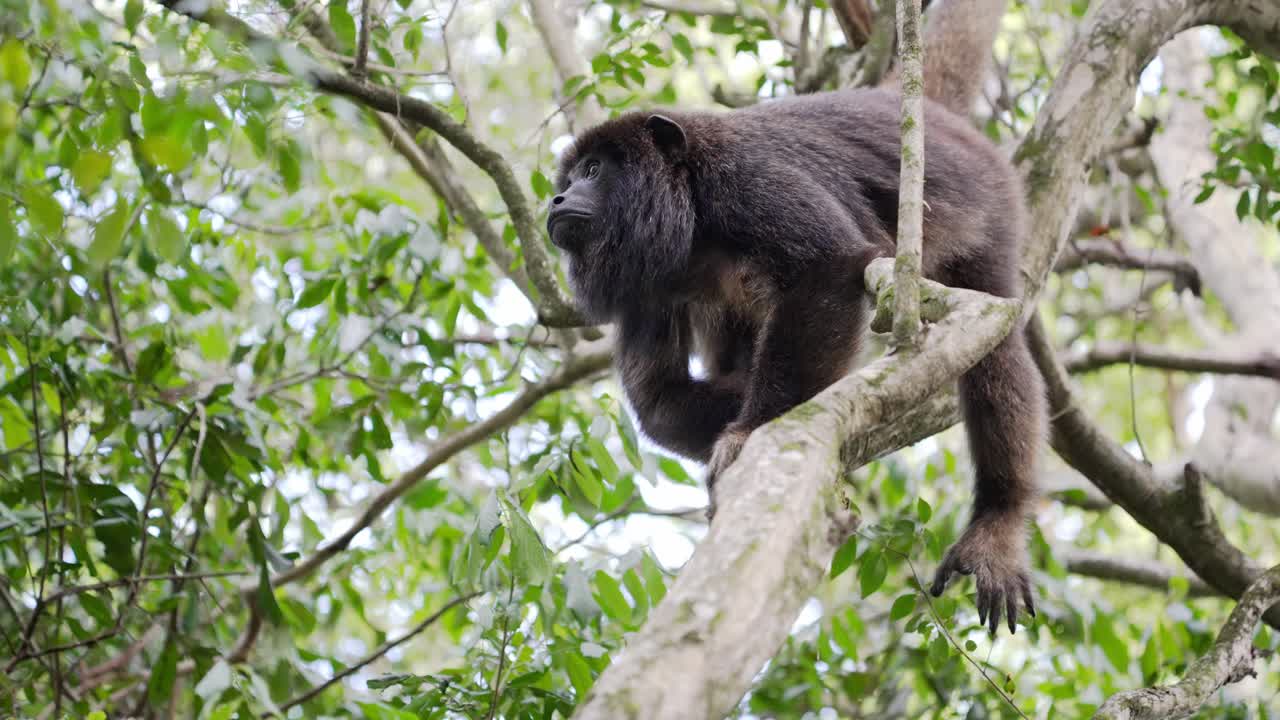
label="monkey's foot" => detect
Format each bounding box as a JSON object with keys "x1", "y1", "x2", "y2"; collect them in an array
[
  {"x1": 705, "y1": 425, "x2": 751, "y2": 520},
  {"x1": 930, "y1": 516, "x2": 1035, "y2": 636}
]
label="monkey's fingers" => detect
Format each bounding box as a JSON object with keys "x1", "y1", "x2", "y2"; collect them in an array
[
  {"x1": 1020, "y1": 575, "x2": 1036, "y2": 619},
  {"x1": 975, "y1": 578, "x2": 1002, "y2": 636},
  {"x1": 1005, "y1": 592, "x2": 1019, "y2": 634},
  {"x1": 929, "y1": 555, "x2": 972, "y2": 597}
]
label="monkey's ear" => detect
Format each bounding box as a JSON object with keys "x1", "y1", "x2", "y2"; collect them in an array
[{"x1": 645, "y1": 114, "x2": 687, "y2": 159}]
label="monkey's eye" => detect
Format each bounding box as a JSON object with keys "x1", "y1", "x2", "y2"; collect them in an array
[{"x1": 584, "y1": 160, "x2": 601, "y2": 179}]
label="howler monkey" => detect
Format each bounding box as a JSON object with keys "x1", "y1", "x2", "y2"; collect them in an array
[{"x1": 547, "y1": 87, "x2": 1046, "y2": 635}]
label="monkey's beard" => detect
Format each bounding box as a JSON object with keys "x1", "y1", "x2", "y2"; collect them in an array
[
  {"x1": 562, "y1": 175, "x2": 697, "y2": 323},
  {"x1": 564, "y1": 225, "x2": 695, "y2": 325},
  {"x1": 565, "y1": 250, "x2": 627, "y2": 324}
]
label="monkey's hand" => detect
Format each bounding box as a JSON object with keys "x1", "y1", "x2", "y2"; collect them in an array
[
  {"x1": 930, "y1": 515, "x2": 1035, "y2": 636},
  {"x1": 704, "y1": 424, "x2": 751, "y2": 520}
]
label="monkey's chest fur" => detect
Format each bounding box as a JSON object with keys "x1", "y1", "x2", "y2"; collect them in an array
[{"x1": 685, "y1": 256, "x2": 773, "y2": 377}]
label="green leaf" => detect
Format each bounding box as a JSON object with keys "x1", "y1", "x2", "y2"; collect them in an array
[
  {"x1": 88, "y1": 199, "x2": 133, "y2": 267},
  {"x1": 403, "y1": 25, "x2": 422, "y2": 56},
  {"x1": 72, "y1": 150, "x2": 113, "y2": 196},
  {"x1": 531, "y1": 169, "x2": 553, "y2": 199},
  {"x1": 146, "y1": 641, "x2": 179, "y2": 707},
  {"x1": 134, "y1": 343, "x2": 169, "y2": 383},
  {"x1": 1093, "y1": 614, "x2": 1131, "y2": 671},
  {"x1": 657, "y1": 457, "x2": 693, "y2": 485},
  {"x1": 1236, "y1": 190, "x2": 1251, "y2": 221},
  {"x1": 623, "y1": 569, "x2": 650, "y2": 620},
  {"x1": 916, "y1": 498, "x2": 932, "y2": 523},
  {"x1": 277, "y1": 142, "x2": 301, "y2": 193},
  {"x1": 829, "y1": 536, "x2": 857, "y2": 579},
  {"x1": 496, "y1": 21, "x2": 509, "y2": 54},
  {"x1": 858, "y1": 549, "x2": 887, "y2": 598},
  {"x1": 20, "y1": 185, "x2": 63, "y2": 238},
  {"x1": 0, "y1": 40, "x2": 32, "y2": 93},
  {"x1": 1140, "y1": 631, "x2": 1160, "y2": 679},
  {"x1": 367, "y1": 409, "x2": 392, "y2": 450},
  {"x1": 146, "y1": 206, "x2": 185, "y2": 263},
  {"x1": 501, "y1": 494, "x2": 552, "y2": 586},
  {"x1": 296, "y1": 278, "x2": 336, "y2": 308},
  {"x1": 140, "y1": 134, "x2": 192, "y2": 171},
  {"x1": 640, "y1": 553, "x2": 667, "y2": 605},
  {"x1": 592, "y1": 571, "x2": 631, "y2": 623},
  {"x1": 1192, "y1": 184, "x2": 1215, "y2": 204},
  {"x1": 329, "y1": 0, "x2": 357, "y2": 49},
  {"x1": 709, "y1": 15, "x2": 736, "y2": 34},
  {"x1": 247, "y1": 521, "x2": 285, "y2": 625},
  {"x1": 564, "y1": 653, "x2": 594, "y2": 698},
  {"x1": 571, "y1": 449, "x2": 604, "y2": 507},
  {"x1": 890, "y1": 593, "x2": 916, "y2": 621},
  {"x1": 585, "y1": 439, "x2": 619, "y2": 485},
  {"x1": 927, "y1": 632, "x2": 949, "y2": 670},
  {"x1": 0, "y1": 197, "x2": 16, "y2": 264},
  {"x1": 672, "y1": 34, "x2": 694, "y2": 61},
  {"x1": 125, "y1": 0, "x2": 145, "y2": 33}
]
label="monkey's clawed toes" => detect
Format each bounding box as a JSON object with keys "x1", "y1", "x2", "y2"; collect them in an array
[
  {"x1": 704, "y1": 426, "x2": 751, "y2": 522},
  {"x1": 930, "y1": 520, "x2": 1035, "y2": 636}
]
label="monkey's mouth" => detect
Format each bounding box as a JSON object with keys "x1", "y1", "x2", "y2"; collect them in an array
[{"x1": 547, "y1": 211, "x2": 593, "y2": 250}]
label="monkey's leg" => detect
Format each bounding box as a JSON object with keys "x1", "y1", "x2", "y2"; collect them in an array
[
  {"x1": 705, "y1": 259, "x2": 869, "y2": 505},
  {"x1": 930, "y1": 327, "x2": 1046, "y2": 635}
]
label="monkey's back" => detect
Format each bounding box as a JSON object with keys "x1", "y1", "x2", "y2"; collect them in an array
[{"x1": 682, "y1": 87, "x2": 1026, "y2": 291}]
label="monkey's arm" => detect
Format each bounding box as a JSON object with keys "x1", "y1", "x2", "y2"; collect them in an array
[
  {"x1": 702, "y1": 252, "x2": 872, "y2": 502},
  {"x1": 616, "y1": 305, "x2": 746, "y2": 462}
]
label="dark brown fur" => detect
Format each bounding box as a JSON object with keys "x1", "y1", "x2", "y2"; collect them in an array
[{"x1": 548, "y1": 85, "x2": 1046, "y2": 635}]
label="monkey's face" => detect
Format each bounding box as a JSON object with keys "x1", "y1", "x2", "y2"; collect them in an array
[
  {"x1": 547, "y1": 153, "x2": 614, "y2": 257},
  {"x1": 548, "y1": 114, "x2": 696, "y2": 322}
]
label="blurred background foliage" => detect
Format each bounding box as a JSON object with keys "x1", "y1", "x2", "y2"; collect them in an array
[{"x1": 0, "y1": 0, "x2": 1277, "y2": 718}]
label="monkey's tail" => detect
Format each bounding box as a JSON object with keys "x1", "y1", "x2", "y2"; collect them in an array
[{"x1": 879, "y1": 0, "x2": 1007, "y2": 117}]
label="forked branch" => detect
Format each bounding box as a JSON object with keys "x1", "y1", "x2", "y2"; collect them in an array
[{"x1": 1093, "y1": 564, "x2": 1280, "y2": 720}]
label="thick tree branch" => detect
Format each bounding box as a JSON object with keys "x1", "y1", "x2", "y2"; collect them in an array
[
  {"x1": 892, "y1": 0, "x2": 925, "y2": 346},
  {"x1": 1054, "y1": 238, "x2": 1201, "y2": 296},
  {"x1": 1059, "y1": 549, "x2": 1214, "y2": 597},
  {"x1": 1026, "y1": 317, "x2": 1280, "y2": 630},
  {"x1": 156, "y1": 0, "x2": 582, "y2": 327},
  {"x1": 373, "y1": 114, "x2": 536, "y2": 301},
  {"x1": 1152, "y1": 31, "x2": 1280, "y2": 517},
  {"x1": 831, "y1": 0, "x2": 874, "y2": 48},
  {"x1": 1012, "y1": 0, "x2": 1279, "y2": 305},
  {"x1": 1066, "y1": 342, "x2": 1280, "y2": 380},
  {"x1": 1093, "y1": 564, "x2": 1280, "y2": 720},
  {"x1": 573, "y1": 259, "x2": 1020, "y2": 720}
]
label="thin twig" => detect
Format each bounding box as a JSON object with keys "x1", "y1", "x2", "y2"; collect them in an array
[
  {"x1": 119, "y1": 406, "x2": 199, "y2": 622},
  {"x1": 353, "y1": 0, "x2": 372, "y2": 77},
  {"x1": 16, "y1": 334, "x2": 51, "y2": 661},
  {"x1": 45, "y1": 571, "x2": 249, "y2": 605},
  {"x1": 868, "y1": 531, "x2": 1032, "y2": 720},
  {"x1": 486, "y1": 577, "x2": 517, "y2": 720},
  {"x1": 270, "y1": 593, "x2": 479, "y2": 715}
]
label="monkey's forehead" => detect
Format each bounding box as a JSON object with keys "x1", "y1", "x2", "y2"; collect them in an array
[{"x1": 555, "y1": 111, "x2": 654, "y2": 179}]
